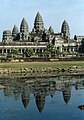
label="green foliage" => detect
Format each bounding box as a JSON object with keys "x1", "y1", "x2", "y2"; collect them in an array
[
  {"x1": 11, "y1": 48, "x2": 19, "y2": 58},
  {"x1": 44, "y1": 43, "x2": 57, "y2": 57},
  {"x1": 11, "y1": 48, "x2": 19, "y2": 55},
  {"x1": 0, "y1": 61, "x2": 84, "y2": 69},
  {"x1": 25, "y1": 48, "x2": 34, "y2": 57}
]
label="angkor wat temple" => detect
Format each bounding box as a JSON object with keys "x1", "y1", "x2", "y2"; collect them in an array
[{"x1": 0, "y1": 12, "x2": 84, "y2": 59}]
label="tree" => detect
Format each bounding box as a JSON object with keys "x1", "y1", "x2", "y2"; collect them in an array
[
  {"x1": 44, "y1": 43, "x2": 56, "y2": 57},
  {"x1": 74, "y1": 35, "x2": 77, "y2": 40},
  {"x1": 25, "y1": 48, "x2": 34, "y2": 57},
  {"x1": 11, "y1": 48, "x2": 19, "y2": 58}
]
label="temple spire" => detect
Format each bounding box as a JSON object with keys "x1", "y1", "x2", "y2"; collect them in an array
[
  {"x1": 61, "y1": 20, "x2": 70, "y2": 39},
  {"x1": 12, "y1": 25, "x2": 19, "y2": 37},
  {"x1": 20, "y1": 18, "x2": 28, "y2": 33},
  {"x1": 34, "y1": 12, "x2": 44, "y2": 32},
  {"x1": 48, "y1": 26, "x2": 54, "y2": 33}
]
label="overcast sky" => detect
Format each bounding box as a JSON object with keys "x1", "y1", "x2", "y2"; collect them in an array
[{"x1": 0, "y1": 0, "x2": 84, "y2": 40}]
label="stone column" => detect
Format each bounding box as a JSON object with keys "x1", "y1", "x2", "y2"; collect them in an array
[
  {"x1": 10, "y1": 49, "x2": 11, "y2": 53},
  {"x1": 60, "y1": 46, "x2": 62, "y2": 53},
  {"x1": 69, "y1": 48, "x2": 71, "y2": 53},
  {"x1": 34, "y1": 49, "x2": 37, "y2": 54},
  {"x1": 20, "y1": 49, "x2": 23, "y2": 54},
  {"x1": 42, "y1": 49, "x2": 44, "y2": 53},
  {"x1": 22, "y1": 49, "x2": 24, "y2": 54},
  {"x1": 6, "y1": 49, "x2": 7, "y2": 53},
  {"x1": 2, "y1": 49, "x2": 4, "y2": 54},
  {"x1": 73, "y1": 47, "x2": 74, "y2": 53}
]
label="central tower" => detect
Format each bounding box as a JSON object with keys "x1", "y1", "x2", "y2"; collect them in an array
[
  {"x1": 34, "y1": 12, "x2": 44, "y2": 33},
  {"x1": 61, "y1": 20, "x2": 70, "y2": 40}
]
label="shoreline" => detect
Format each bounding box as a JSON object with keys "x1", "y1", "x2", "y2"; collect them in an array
[
  {"x1": 0, "y1": 61, "x2": 84, "y2": 76},
  {"x1": 0, "y1": 67, "x2": 84, "y2": 76}
]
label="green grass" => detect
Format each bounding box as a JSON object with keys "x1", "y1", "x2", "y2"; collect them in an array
[{"x1": 0, "y1": 61, "x2": 84, "y2": 69}]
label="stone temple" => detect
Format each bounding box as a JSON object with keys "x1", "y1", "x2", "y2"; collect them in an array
[{"x1": 0, "y1": 12, "x2": 84, "y2": 59}]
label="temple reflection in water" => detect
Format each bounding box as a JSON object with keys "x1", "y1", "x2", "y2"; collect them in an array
[
  {"x1": 21, "y1": 83, "x2": 30, "y2": 108},
  {"x1": 1, "y1": 75, "x2": 84, "y2": 113}
]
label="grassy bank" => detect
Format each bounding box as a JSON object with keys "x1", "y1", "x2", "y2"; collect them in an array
[{"x1": 0, "y1": 61, "x2": 84, "y2": 69}]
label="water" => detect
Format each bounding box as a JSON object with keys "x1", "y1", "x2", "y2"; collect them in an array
[{"x1": 0, "y1": 75, "x2": 84, "y2": 120}]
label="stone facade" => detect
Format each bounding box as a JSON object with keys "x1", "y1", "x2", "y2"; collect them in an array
[{"x1": 0, "y1": 12, "x2": 84, "y2": 59}]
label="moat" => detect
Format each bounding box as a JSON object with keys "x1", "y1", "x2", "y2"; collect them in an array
[{"x1": 0, "y1": 75, "x2": 84, "y2": 120}]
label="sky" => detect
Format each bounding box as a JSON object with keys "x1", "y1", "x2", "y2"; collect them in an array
[{"x1": 0, "y1": 0, "x2": 84, "y2": 40}]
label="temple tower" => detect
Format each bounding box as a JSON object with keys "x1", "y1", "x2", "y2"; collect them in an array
[
  {"x1": 20, "y1": 18, "x2": 29, "y2": 41},
  {"x1": 12, "y1": 25, "x2": 19, "y2": 40},
  {"x1": 3, "y1": 30, "x2": 12, "y2": 43},
  {"x1": 20, "y1": 18, "x2": 28, "y2": 33},
  {"x1": 34, "y1": 12, "x2": 44, "y2": 33},
  {"x1": 48, "y1": 26, "x2": 54, "y2": 34},
  {"x1": 61, "y1": 20, "x2": 70, "y2": 40},
  {"x1": 12, "y1": 25, "x2": 19, "y2": 36}
]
